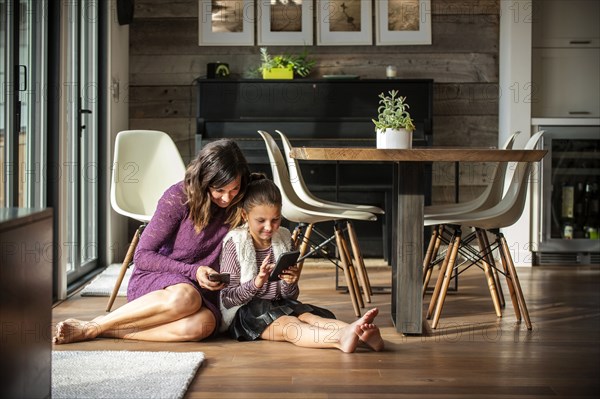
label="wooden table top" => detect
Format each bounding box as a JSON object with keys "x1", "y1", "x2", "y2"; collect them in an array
[{"x1": 289, "y1": 147, "x2": 547, "y2": 162}]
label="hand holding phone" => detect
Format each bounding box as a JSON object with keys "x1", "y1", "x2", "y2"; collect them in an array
[{"x1": 208, "y1": 273, "x2": 230, "y2": 284}]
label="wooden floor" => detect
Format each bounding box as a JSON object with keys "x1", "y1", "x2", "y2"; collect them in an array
[{"x1": 52, "y1": 260, "x2": 600, "y2": 398}]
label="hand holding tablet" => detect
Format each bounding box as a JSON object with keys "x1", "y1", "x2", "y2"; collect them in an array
[{"x1": 268, "y1": 250, "x2": 301, "y2": 281}]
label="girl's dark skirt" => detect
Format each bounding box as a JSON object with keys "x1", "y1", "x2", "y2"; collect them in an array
[{"x1": 229, "y1": 298, "x2": 336, "y2": 341}]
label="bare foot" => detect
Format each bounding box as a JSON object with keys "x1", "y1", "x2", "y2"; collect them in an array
[
  {"x1": 356, "y1": 308, "x2": 381, "y2": 349},
  {"x1": 362, "y1": 308, "x2": 379, "y2": 324},
  {"x1": 337, "y1": 323, "x2": 363, "y2": 353},
  {"x1": 337, "y1": 309, "x2": 381, "y2": 353},
  {"x1": 52, "y1": 319, "x2": 101, "y2": 344},
  {"x1": 358, "y1": 323, "x2": 384, "y2": 352}
]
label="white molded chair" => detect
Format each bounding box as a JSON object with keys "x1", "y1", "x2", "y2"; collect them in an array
[
  {"x1": 424, "y1": 131, "x2": 521, "y2": 218},
  {"x1": 106, "y1": 130, "x2": 186, "y2": 311},
  {"x1": 276, "y1": 130, "x2": 385, "y2": 215},
  {"x1": 258, "y1": 130, "x2": 376, "y2": 316},
  {"x1": 422, "y1": 131, "x2": 521, "y2": 301},
  {"x1": 423, "y1": 130, "x2": 545, "y2": 330},
  {"x1": 276, "y1": 130, "x2": 384, "y2": 301}
]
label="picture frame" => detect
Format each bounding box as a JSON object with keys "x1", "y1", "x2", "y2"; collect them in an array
[
  {"x1": 198, "y1": 0, "x2": 255, "y2": 46},
  {"x1": 317, "y1": 0, "x2": 372, "y2": 46},
  {"x1": 376, "y1": 0, "x2": 432, "y2": 45},
  {"x1": 257, "y1": 0, "x2": 313, "y2": 46}
]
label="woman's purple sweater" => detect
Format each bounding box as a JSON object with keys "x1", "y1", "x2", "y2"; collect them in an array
[{"x1": 128, "y1": 182, "x2": 230, "y2": 327}]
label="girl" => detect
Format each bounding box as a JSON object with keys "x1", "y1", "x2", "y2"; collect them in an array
[
  {"x1": 220, "y1": 174, "x2": 384, "y2": 352},
  {"x1": 53, "y1": 139, "x2": 250, "y2": 344}
]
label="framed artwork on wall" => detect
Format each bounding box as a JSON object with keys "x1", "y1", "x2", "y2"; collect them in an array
[
  {"x1": 376, "y1": 0, "x2": 432, "y2": 45},
  {"x1": 198, "y1": 0, "x2": 255, "y2": 46},
  {"x1": 257, "y1": 0, "x2": 313, "y2": 46},
  {"x1": 317, "y1": 0, "x2": 372, "y2": 45}
]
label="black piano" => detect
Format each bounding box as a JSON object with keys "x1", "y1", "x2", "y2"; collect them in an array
[{"x1": 196, "y1": 78, "x2": 434, "y2": 258}]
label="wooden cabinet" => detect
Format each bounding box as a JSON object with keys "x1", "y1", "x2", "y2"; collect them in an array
[
  {"x1": 532, "y1": 0, "x2": 600, "y2": 118},
  {"x1": 532, "y1": 48, "x2": 600, "y2": 117},
  {"x1": 0, "y1": 208, "x2": 53, "y2": 399},
  {"x1": 533, "y1": 0, "x2": 599, "y2": 48}
]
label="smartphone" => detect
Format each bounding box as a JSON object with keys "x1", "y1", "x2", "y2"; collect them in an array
[
  {"x1": 268, "y1": 250, "x2": 301, "y2": 281},
  {"x1": 208, "y1": 273, "x2": 230, "y2": 284}
]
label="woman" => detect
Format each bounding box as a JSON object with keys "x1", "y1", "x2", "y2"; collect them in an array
[{"x1": 53, "y1": 139, "x2": 250, "y2": 344}]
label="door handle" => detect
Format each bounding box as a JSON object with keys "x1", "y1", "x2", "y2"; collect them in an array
[{"x1": 79, "y1": 109, "x2": 92, "y2": 135}]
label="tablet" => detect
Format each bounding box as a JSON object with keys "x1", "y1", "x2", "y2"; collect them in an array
[{"x1": 269, "y1": 250, "x2": 301, "y2": 281}]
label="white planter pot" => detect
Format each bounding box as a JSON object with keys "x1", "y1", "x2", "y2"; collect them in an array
[{"x1": 376, "y1": 128, "x2": 413, "y2": 149}]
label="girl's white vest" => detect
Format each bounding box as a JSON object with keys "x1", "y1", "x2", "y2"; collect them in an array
[{"x1": 219, "y1": 226, "x2": 292, "y2": 332}]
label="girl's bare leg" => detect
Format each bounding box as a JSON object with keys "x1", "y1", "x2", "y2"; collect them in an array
[
  {"x1": 261, "y1": 309, "x2": 382, "y2": 353},
  {"x1": 53, "y1": 283, "x2": 206, "y2": 344},
  {"x1": 297, "y1": 313, "x2": 348, "y2": 330},
  {"x1": 299, "y1": 308, "x2": 379, "y2": 330},
  {"x1": 261, "y1": 315, "x2": 362, "y2": 352},
  {"x1": 298, "y1": 308, "x2": 383, "y2": 351}
]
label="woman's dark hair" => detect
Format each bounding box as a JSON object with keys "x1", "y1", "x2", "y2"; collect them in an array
[
  {"x1": 184, "y1": 139, "x2": 250, "y2": 232},
  {"x1": 242, "y1": 173, "x2": 282, "y2": 215}
]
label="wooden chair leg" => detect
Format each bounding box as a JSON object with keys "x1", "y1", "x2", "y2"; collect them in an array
[
  {"x1": 496, "y1": 235, "x2": 522, "y2": 321},
  {"x1": 422, "y1": 225, "x2": 438, "y2": 280},
  {"x1": 334, "y1": 223, "x2": 361, "y2": 317},
  {"x1": 106, "y1": 225, "x2": 142, "y2": 312},
  {"x1": 295, "y1": 223, "x2": 313, "y2": 274},
  {"x1": 491, "y1": 260, "x2": 506, "y2": 308},
  {"x1": 427, "y1": 228, "x2": 459, "y2": 320},
  {"x1": 338, "y1": 229, "x2": 364, "y2": 309},
  {"x1": 423, "y1": 224, "x2": 443, "y2": 298},
  {"x1": 432, "y1": 228, "x2": 462, "y2": 329},
  {"x1": 480, "y1": 229, "x2": 505, "y2": 308},
  {"x1": 291, "y1": 224, "x2": 303, "y2": 249},
  {"x1": 475, "y1": 229, "x2": 502, "y2": 317},
  {"x1": 346, "y1": 220, "x2": 372, "y2": 303},
  {"x1": 498, "y1": 234, "x2": 532, "y2": 330}
]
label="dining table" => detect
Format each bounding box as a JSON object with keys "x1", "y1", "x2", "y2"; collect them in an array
[{"x1": 289, "y1": 146, "x2": 547, "y2": 335}]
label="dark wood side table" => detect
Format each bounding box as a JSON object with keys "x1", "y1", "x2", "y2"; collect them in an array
[{"x1": 0, "y1": 208, "x2": 53, "y2": 398}]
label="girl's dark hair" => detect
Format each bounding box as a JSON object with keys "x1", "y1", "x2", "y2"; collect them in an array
[
  {"x1": 184, "y1": 139, "x2": 250, "y2": 232},
  {"x1": 242, "y1": 173, "x2": 282, "y2": 215}
]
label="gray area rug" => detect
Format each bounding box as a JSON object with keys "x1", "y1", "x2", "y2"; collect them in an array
[
  {"x1": 52, "y1": 351, "x2": 205, "y2": 399},
  {"x1": 81, "y1": 264, "x2": 132, "y2": 297}
]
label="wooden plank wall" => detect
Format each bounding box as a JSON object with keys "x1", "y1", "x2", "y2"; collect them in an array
[{"x1": 129, "y1": 0, "x2": 501, "y2": 204}]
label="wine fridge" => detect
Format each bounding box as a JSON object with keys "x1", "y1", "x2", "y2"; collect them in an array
[{"x1": 532, "y1": 124, "x2": 600, "y2": 265}]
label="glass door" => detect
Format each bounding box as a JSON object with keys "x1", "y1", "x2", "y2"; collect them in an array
[
  {"x1": 63, "y1": 0, "x2": 99, "y2": 284},
  {"x1": 0, "y1": 0, "x2": 6, "y2": 207},
  {"x1": 1, "y1": 0, "x2": 47, "y2": 208},
  {"x1": 2, "y1": 0, "x2": 103, "y2": 296}
]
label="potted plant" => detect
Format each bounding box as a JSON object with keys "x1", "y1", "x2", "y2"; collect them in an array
[
  {"x1": 372, "y1": 90, "x2": 416, "y2": 149},
  {"x1": 258, "y1": 47, "x2": 315, "y2": 80}
]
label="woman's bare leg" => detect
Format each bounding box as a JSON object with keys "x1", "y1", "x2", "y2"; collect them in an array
[
  {"x1": 53, "y1": 283, "x2": 205, "y2": 344},
  {"x1": 102, "y1": 307, "x2": 216, "y2": 342}
]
